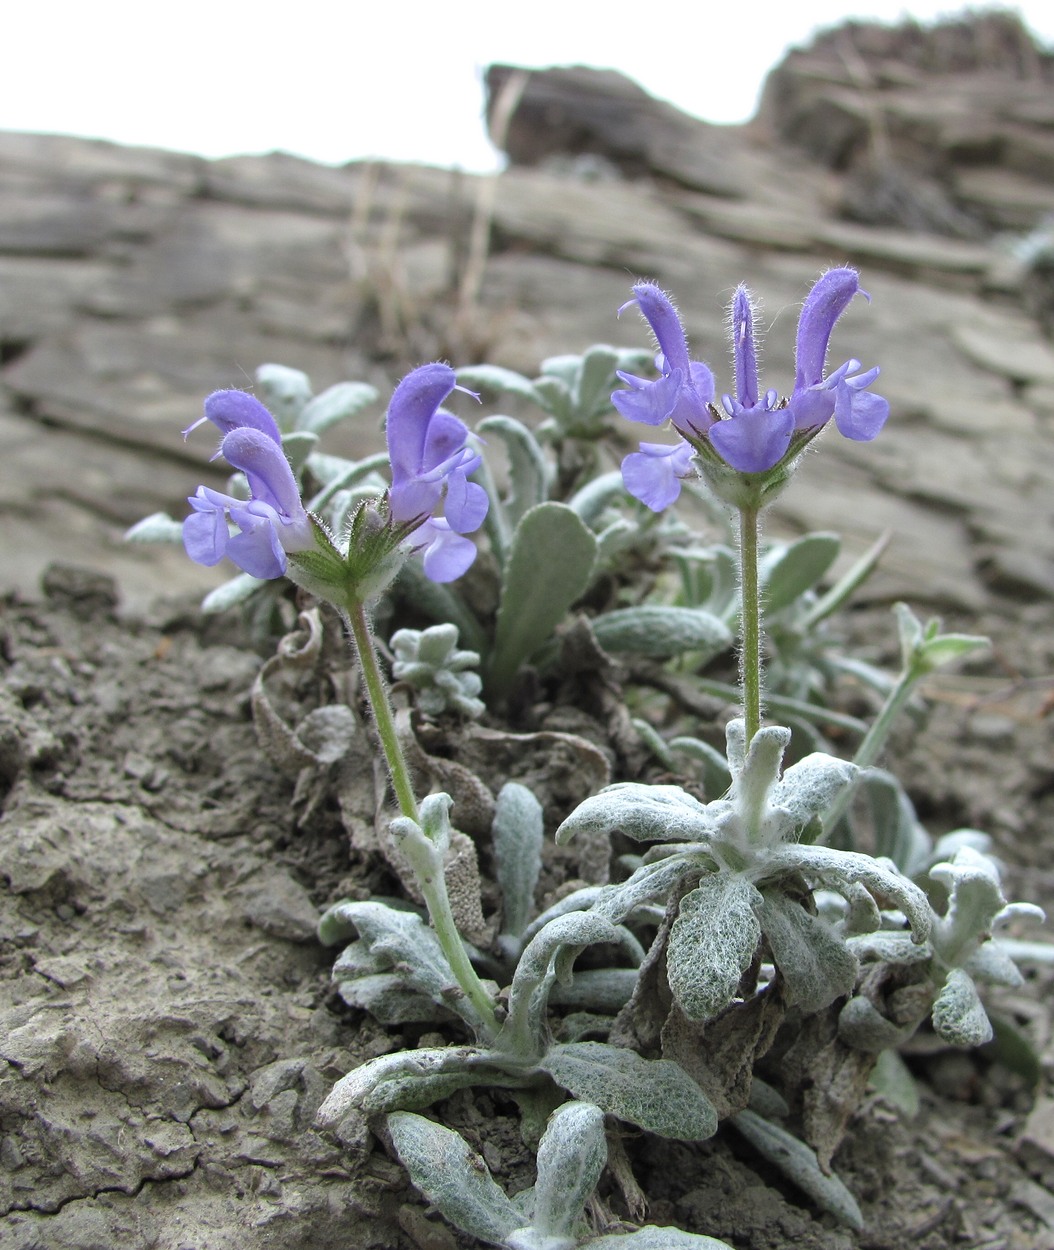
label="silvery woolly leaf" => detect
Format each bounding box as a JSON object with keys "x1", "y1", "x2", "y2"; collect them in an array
[
  {"x1": 365, "y1": 1066, "x2": 514, "y2": 1114},
  {"x1": 493, "y1": 782, "x2": 545, "y2": 941},
  {"x1": 456, "y1": 363, "x2": 544, "y2": 407},
  {"x1": 771, "y1": 753, "x2": 857, "y2": 834},
  {"x1": 931, "y1": 967, "x2": 992, "y2": 1047},
  {"x1": 478, "y1": 415, "x2": 551, "y2": 527},
  {"x1": 847, "y1": 931, "x2": 932, "y2": 966},
  {"x1": 731, "y1": 1110, "x2": 864, "y2": 1230},
  {"x1": 556, "y1": 784, "x2": 731, "y2": 847},
  {"x1": 585, "y1": 1229, "x2": 734, "y2": 1248},
  {"x1": 316, "y1": 1047, "x2": 474, "y2": 1127},
  {"x1": 566, "y1": 470, "x2": 631, "y2": 526},
  {"x1": 256, "y1": 362, "x2": 312, "y2": 429},
  {"x1": 280, "y1": 430, "x2": 318, "y2": 474},
  {"x1": 294, "y1": 705, "x2": 357, "y2": 765},
  {"x1": 760, "y1": 532, "x2": 840, "y2": 616},
  {"x1": 930, "y1": 846, "x2": 1006, "y2": 965},
  {"x1": 965, "y1": 940, "x2": 1026, "y2": 988},
  {"x1": 504, "y1": 912, "x2": 622, "y2": 1049},
  {"x1": 728, "y1": 724, "x2": 790, "y2": 838},
  {"x1": 336, "y1": 972, "x2": 453, "y2": 1025},
  {"x1": 530, "y1": 1102, "x2": 607, "y2": 1241},
  {"x1": 757, "y1": 890, "x2": 858, "y2": 1014},
  {"x1": 667, "y1": 875, "x2": 762, "y2": 1022},
  {"x1": 548, "y1": 968, "x2": 639, "y2": 1014},
  {"x1": 489, "y1": 503, "x2": 597, "y2": 699},
  {"x1": 868, "y1": 1048, "x2": 920, "y2": 1118},
  {"x1": 317, "y1": 900, "x2": 482, "y2": 1030},
  {"x1": 387, "y1": 1112, "x2": 521, "y2": 1247},
  {"x1": 576, "y1": 344, "x2": 645, "y2": 421},
  {"x1": 125, "y1": 512, "x2": 184, "y2": 543},
  {"x1": 838, "y1": 995, "x2": 919, "y2": 1052},
  {"x1": 766, "y1": 844, "x2": 933, "y2": 943},
  {"x1": 540, "y1": 1042, "x2": 717, "y2": 1140},
  {"x1": 590, "y1": 607, "x2": 732, "y2": 661},
  {"x1": 297, "y1": 380, "x2": 379, "y2": 434},
  {"x1": 524, "y1": 888, "x2": 607, "y2": 942},
  {"x1": 201, "y1": 572, "x2": 265, "y2": 613},
  {"x1": 851, "y1": 770, "x2": 932, "y2": 876}
]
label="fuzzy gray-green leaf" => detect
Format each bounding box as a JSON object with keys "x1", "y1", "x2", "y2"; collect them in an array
[
  {"x1": 556, "y1": 783, "x2": 731, "y2": 847},
  {"x1": 761, "y1": 533, "x2": 840, "y2": 616},
  {"x1": 731, "y1": 1110, "x2": 863, "y2": 1229},
  {"x1": 489, "y1": 503, "x2": 597, "y2": 698},
  {"x1": 757, "y1": 890, "x2": 859, "y2": 1014},
  {"x1": 541, "y1": 1042, "x2": 717, "y2": 1140},
  {"x1": 667, "y1": 875, "x2": 762, "y2": 1022},
  {"x1": 932, "y1": 968, "x2": 992, "y2": 1047},
  {"x1": 201, "y1": 572, "x2": 265, "y2": 613},
  {"x1": 387, "y1": 1111, "x2": 522, "y2": 1246},
  {"x1": 256, "y1": 363, "x2": 312, "y2": 429},
  {"x1": 125, "y1": 512, "x2": 184, "y2": 543},
  {"x1": 532, "y1": 1101, "x2": 607, "y2": 1239},
  {"x1": 591, "y1": 606, "x2": 732, "y2": 660},
  {"x1": 478, "y1": 414, "x2": 551, "y2": 527},
  {"x1": 494, "y1": 782, "x2": 545, "y2": 940},
  {"x1": 298, "y1": 381, "x2": 379, "y2": 434},
  {"x1": 585, "y1": 1228, "x2": 736, "y2": 1249}
]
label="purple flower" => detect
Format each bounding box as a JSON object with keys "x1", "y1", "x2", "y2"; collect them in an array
[
  {"x1": 613, "y1": 271, "x2": 888, "y2": 489},
  {"x1": 385, "y1": 363, "x2": 488, "y2": 583},
  {"x1": 611, "y1": 284, "x2": 716, "y2": 442},
  {"x1": 183, "y1": 390, "x2": 314, "y2": 579},
  {"x1": 621, "y1": 439, "x2": 696, "y2": 512}
]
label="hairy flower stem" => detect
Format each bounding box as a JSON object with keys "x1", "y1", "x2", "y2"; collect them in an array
[
  {"x1": 344, "y1": 601, "x2": 420, "y2": 822},
  {"x1": 737, "y1": 504, "x2": 763, "y2": 745},
  {"x1": 342, "y1": 600, "x2": 501, "y2": 1039}
]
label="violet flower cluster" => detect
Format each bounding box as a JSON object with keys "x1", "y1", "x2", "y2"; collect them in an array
[
  {"x1": 613, "y1": 268, "x2": 890, "y2": 510},
  {"x1": 183, "y1": 390, "x2": 315, "y2": 579},
  {"x1": 385, "y1": 363, "x2": 487, "y2": 583},
  {"x1": 182, "y1": 362, "x2": 487, "y2": 586}
]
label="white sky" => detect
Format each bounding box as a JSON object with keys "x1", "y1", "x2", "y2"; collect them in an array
[{"x1": 4, "y1": 2, "x2": 1052, "y2": 172}]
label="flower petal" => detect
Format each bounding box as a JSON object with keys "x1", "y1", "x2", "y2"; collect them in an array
[
  {"x1": 731, "y1": 285, "x2": 760, "y2": 407},
  {"x1": 442, "y1": 474, "x2": 488, "y2": 533},
  {"x1": 631, "y1": 283, "x2": 691, "y2": 373},
  {"x1": 708, "y1": 407, "x2": 795, "y2": 474},
  {"x1": 413, "y1": 519, "x2": 478, "y2": 582},
  {"x1": 621, "y1": 440, "x2": 695, "y2": 511},
  {"x1": 195, "y1": 389, "x2": 282, "y2": 444},
  {"x1": 386, "y1": 363, "x2": 457, "y2": 483},
  {"x1": 794, "y1": 268, "x2": 862, "y2": 392},
  {"x1": 834, "y1": 383, "x2": 890, "y2": 441},
  {"x1": 226, "y1": 505, "x2": 288, "y2": 578},
  {"x1": 183, "y1": 492, "x2": 230, "y2": 566},
  {"x1": 221, "y1": 427, "x2": 304, "y2": 519},
  {"x1": 612, "y1": 368, "x2": 684, "y2": 427}
]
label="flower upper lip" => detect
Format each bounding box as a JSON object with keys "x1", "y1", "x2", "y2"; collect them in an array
[{"x1": 385, "y1": 363, "x2": 489, "y2": 583}]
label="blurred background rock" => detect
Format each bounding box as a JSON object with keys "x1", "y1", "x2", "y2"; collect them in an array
[{"x1": 1, "y1": 12, "x2": 1052, "y2": 613}]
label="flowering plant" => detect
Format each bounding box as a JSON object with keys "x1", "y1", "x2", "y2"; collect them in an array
[{"x1": 130, "y1": 266, "x2": 1044, "y2": 1249}]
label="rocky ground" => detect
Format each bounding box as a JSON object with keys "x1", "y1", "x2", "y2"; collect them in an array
[{"x1": 2, "y1": 11, "x2": 1054, "y2": 1249}]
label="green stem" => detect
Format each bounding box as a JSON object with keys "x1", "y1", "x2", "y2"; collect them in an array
[
  {"x1": 343, "y1": 600, "x2": 419, "y2": 821},
  {"x1": 342, "y1": 600, "x2": 500, "y2": 1038},
  {"x1": 822, "y1": 660, "x2": 923, "y2": 837},
  {"x1": 737, "y1": 504, "x2": 763, "y2": 745}
]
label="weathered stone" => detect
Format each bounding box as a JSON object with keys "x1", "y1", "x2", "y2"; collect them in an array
[
  {"x1": 486, "y1": 64, "x2": 744, "y2": 198},
  {"x1": 1, "y1": 10, "x2": 1053, "y2": 616}
]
